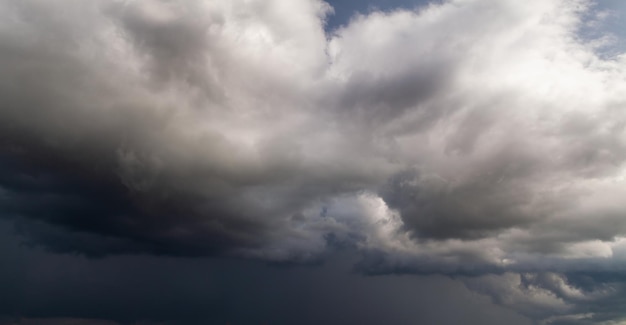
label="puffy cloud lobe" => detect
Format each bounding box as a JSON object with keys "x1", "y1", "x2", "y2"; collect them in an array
[
  {"x1": 2, "y1": 0, "x2": 626, "y2": 322},
  {"x1": 328, "y1": 0, "x2": 626, "y2": 268}
]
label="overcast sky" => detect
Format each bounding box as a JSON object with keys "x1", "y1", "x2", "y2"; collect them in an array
[{"x1": 1, "y1": 0, "x2": 626, "y2": 324}]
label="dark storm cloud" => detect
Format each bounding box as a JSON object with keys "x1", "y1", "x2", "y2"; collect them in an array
[
  {"x1": 2, "y1": 0, "x2": 626, "y2": 323},
  {"x1": 1, "y1": 0, "x2": 625, "y2": 267},
  {"x1": 0, "y1": 0, "x2": 340, "y2": 259}
]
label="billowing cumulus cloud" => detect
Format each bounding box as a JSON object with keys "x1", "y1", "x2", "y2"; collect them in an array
[{"x1": 1, "y1": 0, "x2": 626, "y2": 323}]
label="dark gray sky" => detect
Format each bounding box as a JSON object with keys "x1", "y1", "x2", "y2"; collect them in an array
[
  {"x1": 0, "y1": 220, "x2": 533, "y2": 325},
  {"x1": 1, "y1": 0, "x2": 626, "y2": 324}
]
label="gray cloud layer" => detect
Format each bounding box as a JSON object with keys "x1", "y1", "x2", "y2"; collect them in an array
[{"x1": 1, "y1": 0, "x2": 626, "y2": 323}]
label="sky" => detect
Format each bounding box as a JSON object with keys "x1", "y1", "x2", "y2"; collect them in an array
[{"x1": 1, "y1": 0, "x2": 626, "y2": 324}]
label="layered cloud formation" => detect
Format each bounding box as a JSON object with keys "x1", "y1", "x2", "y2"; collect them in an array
[{"x1": 1, "y1": 0, "x2": 626, "y2": 323}]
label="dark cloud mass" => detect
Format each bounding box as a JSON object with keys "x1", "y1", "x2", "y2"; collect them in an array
[{"x1": 2, "y1": 0, "x2": 626, "y2": 323}]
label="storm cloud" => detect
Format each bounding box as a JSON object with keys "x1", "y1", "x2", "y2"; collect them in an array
[{"x1": 1, "y1": 0, "x2": 626, "y2": 323}]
